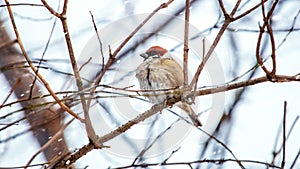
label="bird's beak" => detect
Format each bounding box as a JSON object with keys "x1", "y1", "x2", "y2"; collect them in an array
[{"x1": 140, "y1": 53, "x2": 149, "y2": 59}]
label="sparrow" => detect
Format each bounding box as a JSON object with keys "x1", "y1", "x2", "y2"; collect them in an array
[{"x1": 136, "y1": 46, "x2": 202, "y2": 127}]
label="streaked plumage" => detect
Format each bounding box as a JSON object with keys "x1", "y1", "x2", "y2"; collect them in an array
[{"x1": 136, "y1": 46, "x2": 202, "y2": 127}]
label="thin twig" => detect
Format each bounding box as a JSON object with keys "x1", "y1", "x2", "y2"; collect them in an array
[
  {"x1": 161, "y1": 147, "x2": 181, "y2": 164},
  {"x1": 230, "y1": 0, "x2": 242, "y2": 16},
  {"x1": 183, "y1": 0, "x2": 190, "y2": 86},
  {"x1": 0, "y1": 3, "x2": 44, "y2": 8},
  {"x1": 192, "y1": 38, "x2": 205, "y2": 102},
  {"x1": 290, "y1": 150, "x2": 300, "y2": 169},
  {"x1": 218, "y1": 0, "x2": 227, "y2": 15},
  {"x1": 78, "y1": 57, "x2": 92, "y2": 72},
  {"x1": 234, "y1": 0, "x2": 268, "y2": 21},
  {"x1": 281, "y1": 101, "x2": 287, "y2": 169},
  {"x1": 29, "y1": 7, "x2": 59, "y2": 100},
  {"x1": 266, "y1": 0, "x2": 279, "y2": 75},
  {"x1": 256, "y1": 0, "x2": 271, "y2": 75},
  {"x1": 89, "y1": 11, "x2": 105, "y2": 72}
]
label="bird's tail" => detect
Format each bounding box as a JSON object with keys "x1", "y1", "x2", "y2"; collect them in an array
[{"x1": 177, "y1": 102, "x2": 202, "y2": 127}]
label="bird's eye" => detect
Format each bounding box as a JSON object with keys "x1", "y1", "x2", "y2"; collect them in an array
[{"x1": 140, "y1": 53, "x2": 148, "y2": 59}]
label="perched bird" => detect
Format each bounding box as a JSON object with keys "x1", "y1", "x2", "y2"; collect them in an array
[{"x1": 136, "y1": 46, "x2": 202, "y2": 127}]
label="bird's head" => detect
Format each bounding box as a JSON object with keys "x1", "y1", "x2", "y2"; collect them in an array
[{"x1": 140, "y1": 46, "x2": 168, "y2": 59}]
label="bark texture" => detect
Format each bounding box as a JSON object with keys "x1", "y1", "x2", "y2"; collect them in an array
[{"x1": 0, "y1": 22, "x2": 70, "y2": 164}]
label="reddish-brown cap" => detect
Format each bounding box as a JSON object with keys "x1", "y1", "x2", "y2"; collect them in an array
[{"x1": 145, "y1": 46, "x2": 168, "y2": 57}]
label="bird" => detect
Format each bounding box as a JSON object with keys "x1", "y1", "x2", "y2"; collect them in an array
[{"x1": 136, "y1": 46, "x2": 202, "y2": 127}]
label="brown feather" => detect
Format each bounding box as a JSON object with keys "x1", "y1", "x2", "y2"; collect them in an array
[{"x1": 136, "y1": 46, "x2": 203, "y2": 127}]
